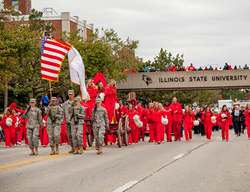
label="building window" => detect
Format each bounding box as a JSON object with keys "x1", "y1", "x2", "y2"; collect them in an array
[{"x1": 12, "y1": 0, "x2": 19, "y2": 10}]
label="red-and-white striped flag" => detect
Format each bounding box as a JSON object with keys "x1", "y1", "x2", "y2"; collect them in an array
[{"x1": 41, "y1": 37, "x2": 72, "y2": 82}]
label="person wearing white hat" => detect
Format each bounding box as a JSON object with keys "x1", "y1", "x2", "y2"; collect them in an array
[{"x1": 45, "y1": 97, "x2": 63, "y2": 155}]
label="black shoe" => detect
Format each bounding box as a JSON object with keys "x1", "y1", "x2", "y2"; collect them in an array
[{"x1": 170, "y1": 140, "x2": 172, "y2": 142}]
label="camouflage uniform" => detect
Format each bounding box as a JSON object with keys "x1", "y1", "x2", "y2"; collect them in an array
[
  {"x1": 45, "y1": 105, "x2": 63, "y2": 147},
  {"x1": 22, "y1": 107, "x2": 43, "y2": 149},
  {"x1": 92, "y1": 106, "x2": 109, "y2": 148},
  {"x1": 63, "y1": 99, "x2": 73, "y2": 146},
  {"x1": 68, "y1": 103, "x2": 85, "y2": 147}
]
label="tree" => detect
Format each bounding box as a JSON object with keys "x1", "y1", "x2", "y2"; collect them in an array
[
  {"x1": 144, "y1": 48, "x2": 184, "y2": 71},
  {"x1": 220, "y1": 89, "x2": 245, "y2": 100}
]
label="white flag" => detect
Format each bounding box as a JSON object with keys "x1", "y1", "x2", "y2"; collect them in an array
[{"x1": 68, "y1": 47, "x2": 88, "y2": 100}]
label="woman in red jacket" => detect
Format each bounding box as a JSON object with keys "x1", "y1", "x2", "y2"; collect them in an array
[
  {"x1": 104, "y1": 79, "x2": 117, "y2": 123},
  {"x1": 127, "y1": 104, "x2": 138, "y2": 144},
  {"x1": 163, "y1": 100, "x2": 173, "y2": 142},
  {"x1": 150, "y1": 102, "x2": 163, "y2": 144},
  {"x1": 97, "y1": 81, "x2": 106, "y2": 105},
  {"x1": 219, "y1": 105, "x2": 231, "y2": 141},
  {"x1": 2, "y1": 108, "x2": 16, "y2": 147},
  {"x1": 86, "y1": 79, "x2": 97, "y2": 111},
  {"x1": 40, "y1": 108, "x2": 49, "y2": 147},
  {"x1": 244, "y1": 104, "x2": 250, "y2": 139},
  {"x1": 201, "y1": 106, "x2": 213, "y2": 141},
  {"x1": 183, "y1": 106, "x2": 195, "y2": 141},
  {"x1": 15, "y1": 106, "x2": 29, "y2": 146},
  {"x1": 159, "y1": 103, "x2": 167, "y2": 142}
]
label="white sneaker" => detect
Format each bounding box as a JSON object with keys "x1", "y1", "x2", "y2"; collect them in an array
[
  {"x1": 6, "y1": 146, "x2": 10, "y2": 148},
  {"x1": 13, "y1": 144, "x2": 17, "y2": 146},
  {"x1": 17, "y1": 142, "x2": 22, "y2": 145},
  {"x1": 162, "y1": 141, "x2": 165, "y2": 143}
]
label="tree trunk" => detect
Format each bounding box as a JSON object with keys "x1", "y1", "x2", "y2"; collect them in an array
[
  {"x1": 4, "y1": 78, "x2": 8, "y2": 111},
  {"x1": 62, "y1": 91, "x2": 66, "y2": 102}
]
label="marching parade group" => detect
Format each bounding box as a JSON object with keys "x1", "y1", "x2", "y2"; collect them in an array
[{"x1": 1, "y1": 78, "x2": 250, "y2": 156}]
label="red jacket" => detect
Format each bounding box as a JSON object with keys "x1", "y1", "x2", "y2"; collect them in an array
[
  {"x1": 104, "y1": 86, "x2": 117, "y2": 103},
  {"x1": 163, "y1": 105, "x2": 173, "y2": 122},
  {"x1": 244, "y1": 109, "x2": 250, "y2": 122},
  {"x1": 170, "y1": 102, "x2": 183, "y2": 122},
  {"x1": 201, "y1": 112, "x2": 213, "y2": 124},
  {"x1": 81, "y1": 102, "x2": 91, "y2": 119},
  {"x1": 87, "y1": 86, "x2": 97, "y2": 102},
  {"x1": 2, "y1": 115, "x2": 16, "y2": 129},
  {"x1": 140, "y1": 107, "x2": 148, "y2": 124},
  {"x1": 127, "y1": 109, "x2": 138, "y2": 124},
  {"x1": 116, "y1": 105, "x2": 127, "y2": 121},
  {"x1": 170, "y1": 66, "x2": 178, "y2": 72},
  {"x1": 150, "y1": 109, "x2": 163, "y2": 124},
  {"x1": 188, "y1": 65, "x2": 195, "y2": 71},
  {"x1": 218, "y1": 111, "x2": 231, "y2": 123},
  {"x1": 183, "y1": 112, "x2": 195, "y2": 124}
]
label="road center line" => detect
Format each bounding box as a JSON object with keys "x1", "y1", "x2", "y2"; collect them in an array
[
  {"x1": 113, "y1": 181, "x2": 139, "y2": 192},
  {"x1": 173, "y1": 154, "x2": 184, "y2": 160}
]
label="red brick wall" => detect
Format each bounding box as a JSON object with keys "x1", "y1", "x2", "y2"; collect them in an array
[
  {"x1": 70, "y1": 21, "x2": 77, "y2": 31},
  {"x1": 45, "y1": 20, "x2": 62, "y2": 39},
  {"x1": 86, "y1": 28, "x2": 92, "y2": 40},
  {"x1": 4, "y1": 0, "x2": 11, "y2": 7},
  {"x1": 4, "y1": 0, "x2": 29, "y2": 15}
]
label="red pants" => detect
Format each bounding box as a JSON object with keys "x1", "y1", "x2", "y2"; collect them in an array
[
  {"x1": 245, "y1": 121, "x2": 250, "y2": 139},
  {"x1": 204, "y1": 123, "x2": 212, "y2": 140},
  {"x1": 82, "y1": 123, "x2": 87, "y2": 147},
  {"x1": 105, "y1": 100, "x2": 115, "y2": 123},
  {"x1": 149, "y1": 124, "x2": 154, "y2": 142},
  {"x1": 165, "y1": 121, "x2": 173, "y2": 141},
  {"x1": 183, "y1": 123, "x2": 192, "y2": 141},
  {"x1": 152, "y1": 123, "x2": 161, "y2": 143},
  {"x1": 138, "y1": 124, "x2": 146, "y2": 140},
  {"x1": 40, "y1": 129, "x2": 49, "y2": 146},
  {"x1": 18, "y1": 127, "x2": 29, "y2": 145},
  {"x1": 130, "y1": 123, "x2": 138, "y2": 143},
  {"x1": 173, "y1": 121, "x2": 182, "y2": 141},
  {"x1": 160, "y1": 124, "x2": 165, "y2": 142},
  {"x1": 221, "y1": 122, "x2": 229, "y2": 140},
  {"x1": 4, "y1": 128, "x2": 15, "y2": 147}
]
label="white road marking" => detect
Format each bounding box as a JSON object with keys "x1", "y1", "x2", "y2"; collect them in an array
[
  {"x1": 113, "y1": 181, "x2": 139, "y2": 192},
  {"x1": 173, "y1": 154, "x2": 184, "y2": 160}
]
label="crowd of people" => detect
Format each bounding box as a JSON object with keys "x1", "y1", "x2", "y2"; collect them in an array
[
  {"x1": 124, "y1": 63, "x2": 250, "y2": 73},
  {"x1": 1, "y1": 78, "x2": 250, "y2": 156}
]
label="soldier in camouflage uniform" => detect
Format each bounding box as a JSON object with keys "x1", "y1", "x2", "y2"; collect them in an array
[
  {"x1": 44, "y1": 97, "x2": 63, "y2": 155},
  {"x1": 63, "y1": 90, "x2": 74, "y2": 153},
  {"x1": 68, "y1": 97, "x2": 85, "y2": 154},
  {"x1": 22, "y1": 98, "x2": 44, "y2": 156},
  {"x1": 92, "y1": 98, "x2": 109, "y2": 154}
]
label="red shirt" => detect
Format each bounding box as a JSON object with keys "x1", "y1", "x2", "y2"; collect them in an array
[
  {"x1": 163, "y1": 106, "x2": 173, "y2": 122},
  {"x1": 127, "y1": 109, "x2": 138, "y2": 124},
  {"x1": 104, "y1": 86, "x2": 117, "y2": 102},
  {"x1": 201, "y1": 112, "x2": 213, "y2": 124},
  {"x1": 81, "y1": 102, "x2": 91, "y2": 119},
  {"x1": 170, "y1": 66, "x2": 178, "y2": 72},
  {"x1": 170, "y1": 102, "x2": 183, "y2": 122},
  {"x1": 188, "y1": 66, "x2": 195, "y2": 71},
  {"x1": 2, "y1": 115, "x2": 16, "y2": 129},
  {"x1": 183, "y1": 112, "x2": 195, "y2": 124},
  {"x1": 87, "y1": 86, "x2": 97, "y2": 101},
  {"x1": 116, "y1": 105, "x2": 127, "y2": 121},
  {"x1": 150, "y1": 109, "x2": 163, "y2": 124},
  {"x1": 218, "y1": 111, "x2": 231, "y2": 123},
  {"x1": 244, "y1": 109, "x2": 250, "y2": 122}
]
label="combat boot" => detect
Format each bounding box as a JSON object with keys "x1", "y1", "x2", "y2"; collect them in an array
[
  {"x1": 68, "y1": 145, "x2": 74, "y2": 153},
  {"x1": 73, "y1": 147, "x2": 78, "y2": 155},
  {"x1": 50, "y1": 147, "x2": 55, "y2": 155},
  {"x1": 55, "y1": 144, "x2": 59, "y2": 154},
  {"x1": 79, "y1": 146, "x2": 83, "y2": 154},
  {"x1": 97, "y1": 146, "x2": 103, "y2": 154},
  {"x1": 30, "y1": 148, "x2": 34, "y2": 156},
  {"x1": 34, "y1": 147, "x2": 38, "y2": 155}
]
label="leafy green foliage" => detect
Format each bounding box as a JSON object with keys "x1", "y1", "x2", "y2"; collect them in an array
[{"x1": 220, "y1": 89, "x2": 245, "y2": 100}]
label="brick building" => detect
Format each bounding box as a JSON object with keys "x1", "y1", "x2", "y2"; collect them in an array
[{"x1": 4, "y1": 0, "x2": 93, "y2": 39}]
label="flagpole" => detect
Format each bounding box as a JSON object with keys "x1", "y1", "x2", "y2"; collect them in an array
[
  {"x1": 49, "y1": 81, "x2": 53, "y2": 113},
  {"x1": 71, "y1": 83, "x2": 76, "y2": 121}
]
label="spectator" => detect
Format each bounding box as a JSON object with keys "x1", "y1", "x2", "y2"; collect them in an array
[
  {"x1": 218, "y1": 67, "x2": 223, "y2": 70},
  {"x1": 228, "y1": 65, "x2": 233, "y2": 70},
  {"x1": 204, "y1": 67, "x2": 208, "y2": 71},
  {"x1": 243, "y1": 64, "x2": 249, "y2": 69},
  {"x1": 124, "y1": 69, "x2": 130, "y2": 73},
  {"x1": 178, "y1": 66, "x2": 185, "y2": 71},
  {"x1": 138, "y1": 68, "x2": 144, "y2": 72},
  {"x1": 198, "y1": 66, "x2": 203, "y2": 71},
  {"x1": 170, "y1": 64, "x2": 178, "y2": 72},
  {"x1": 183, "y1": 66, "x2": 187, "y2": 71},
  {"x1": 238, "y1": 65, "x2": 243, "y2": 70},
  {"x1": 42, "y1": 93, "x2": 50, "y2": 106},
  {"x1": 214, "y1": 67, "x2": 218, "y2": 71},
  {"x1": 234, "y1": 65, "x2": 237, "y2": 70},
  {"x1": 208, "y1": 66, "x2": 213, "y2": 70},
  {"x1": 188, "y1": 63, "x2": 196, "y2": 71},
  {"x1": 145, "y1": 67, "x2": 149, "y2": 72},
  {"x1": 164, "y1": 69, "x2": 168, "y2": 72},
  {"x1": 223, "y1": 62, "x2": 229, "y2": 70},
  {"x1": 150, "y1": 67, "x2": 156, "y2": 72}
]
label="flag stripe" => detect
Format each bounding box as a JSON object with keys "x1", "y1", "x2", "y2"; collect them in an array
[{"x1": 41, "y1": 38, "x2": 71, "y2": 82}]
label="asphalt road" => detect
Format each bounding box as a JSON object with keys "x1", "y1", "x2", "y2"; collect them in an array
[{"x1": 0, "y1": 130, "x2": 250, "y2": 192}]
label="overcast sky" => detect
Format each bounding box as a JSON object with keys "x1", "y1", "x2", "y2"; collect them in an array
[{"x1": 22, "y1": 1, "x2": 250, "y2": 68}]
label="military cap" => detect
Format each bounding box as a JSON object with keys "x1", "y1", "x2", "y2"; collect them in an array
[
  {"x1": 30, "y1": 98, "x2": 36, "y2": 103},
  {"x1": 96, "y1": 98, "x2": 102, "y2": 103},
  {"x1": 74, "y1": 97, "x2": 80, "y2": 101},
  {"x1": 51, "y1": 97, "x2": 57, "y2": 101},
  {"x1": 68, "y1": 90, "x2": 74, "y2": 95}
]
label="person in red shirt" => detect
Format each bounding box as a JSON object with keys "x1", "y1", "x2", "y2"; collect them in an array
[
  {"x1": 201, "y1": 106, "x2": 213, "y2": 141},
  {"x1": 214, "y1": 67, "x2": 218, "y2": 71},
  {"x1": 218, "y1": 105, "x2": 231, "y2": 141},
  {"x1": 140, "y1": 106, "x2": 147, "y2": 141},
  {"x1": 188, "y1": 63, "x2": 196, "y2": 71},
  {"x1": 183, "y1": 106, "x2": 195, "y2": 141},
  {"x1": 147, "y1": 103, "x2": 154, "y2": 142},
  {"x1": 97, "y1": 81, "x2": 106, "y2": 105},
  {"x1": 124, "y1": 69, "x2": 130, "y2": 73},
  {"x1": 40, "y1": 108, "x2": 49, "y2": 147},
  {"x1": 163, "y1": 100, "x2": 173, "y2": 142},
  {"x1": 228, "y1": 65, "x2": 233, "y2": 70},
  {"x1": 86, "y1": 79, "x2": 97, "y2": 111},
  {"x1": 159, "y1": 103, "x2": 167, "y2": 142},
  {"x1": 170, "y1": 64, "x2": 178, "y2": 72},
  {"x1": 104, "y1": 79, "x2": 117, "y2": 123},
  {"x1": 204, "y1": 67, "x2": 208, "y2": 71},
  {"x1": 127, "y1": 104, "x2": 139, "y2": 144},
  {"x1": 116, "y1": 99, "x2": 127, "y2": 122},
  {"x1": 149, "y1": 102, "x2": 163, "y2": 144},
  {"x1": 244, "y1": 104, "x2": 250, "y2": 139},
  {"x1": 131, "y1": 68, "x2": 137, "y2": 73},
  {"x1": 170, "y1": 97, "x2": 183, "y2": 141},
  {"x1": 2, "y1": 108, "x2": 16, "y2": 147}
]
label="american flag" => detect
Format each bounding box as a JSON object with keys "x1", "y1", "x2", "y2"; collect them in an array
[{"x1": 41, "y1": 36, "x2": 72, "y2": 82}]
